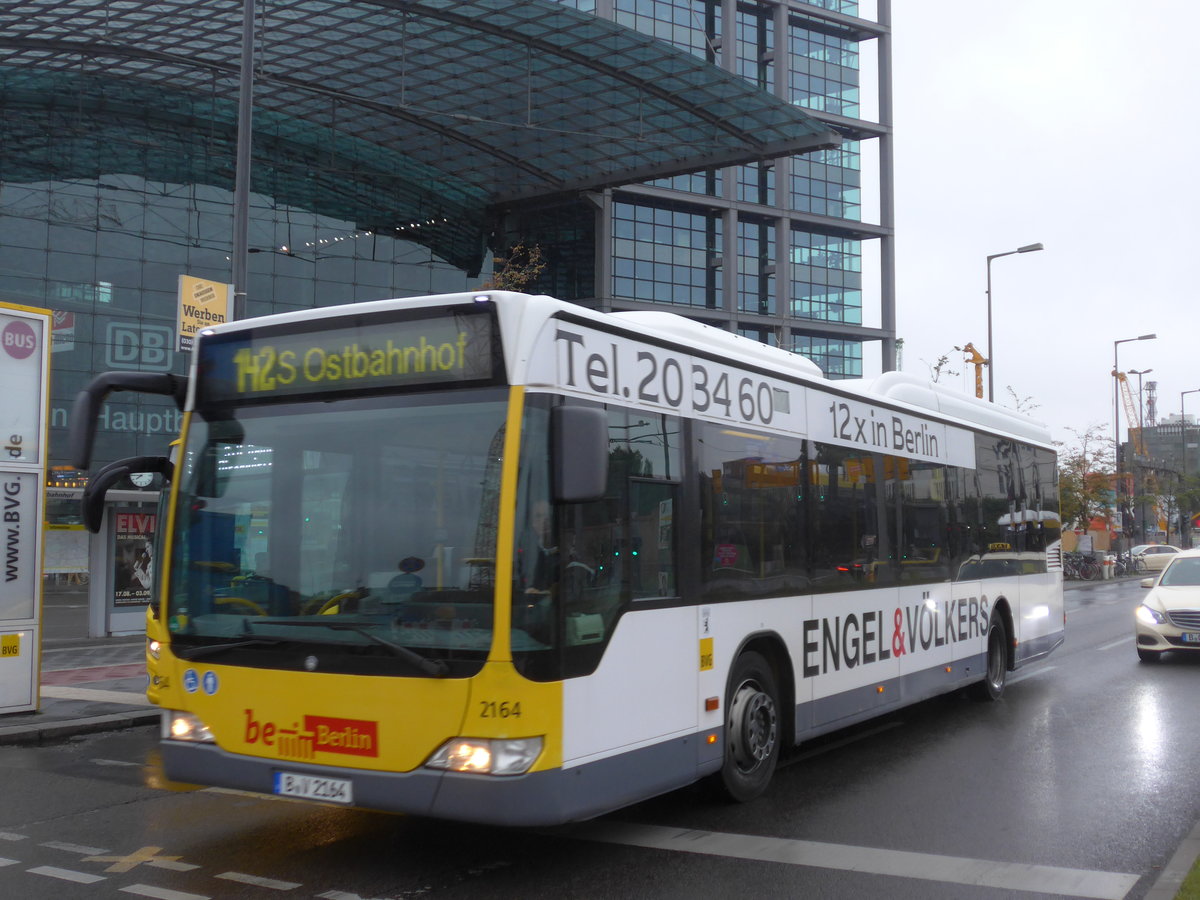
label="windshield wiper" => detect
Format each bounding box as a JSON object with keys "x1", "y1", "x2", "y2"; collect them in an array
[
  {"x1": 175, "y1": 638, "x2": 283, "y2": 660},
  {"x1": 249, "y1": 619, "x2": 449, "y2": 676}
]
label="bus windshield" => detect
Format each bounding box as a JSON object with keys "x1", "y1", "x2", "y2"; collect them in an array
[{"x1": 166, "y1": 388, "x2": 508, "y2": 677}]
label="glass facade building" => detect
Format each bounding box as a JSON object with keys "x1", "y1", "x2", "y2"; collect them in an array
[
  {"x1": 0, "y1": 176, "x2": 473, "y2": 477},
  {"x1": 538, "y1": 0, "x2": 892, "y2": 382},
  {"x1": 1, "y1": 0, "x2": 890, "y2": 487}
]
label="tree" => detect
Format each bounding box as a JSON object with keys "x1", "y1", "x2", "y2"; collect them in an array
[
  {"x1": 1057, "y1": 425, "x2": 1114, "y2": 532},
  {"x1": 921, "y1": 353, "x2": 958, "y2": 383},
  {"x1": 1003, "y1": 386, "x2": 1040, "y2": 416},
  {"x1": 481, "y1": 241, "x2": 546, "y2": 292}
]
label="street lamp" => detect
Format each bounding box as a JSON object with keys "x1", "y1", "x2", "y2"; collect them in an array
[
  {"x1": 1129, "y1": 368, "x2": 1152, "y2": 541},
  {"x1": 1113, "y1": 334, "x2": 1156, "y2": 548},
  {"x1": 1181, "y1": 389, "x2": 1200, "y2": 547},
  {"x1": 985, "y1": 242, "x2": 1044, "y2": 402}
]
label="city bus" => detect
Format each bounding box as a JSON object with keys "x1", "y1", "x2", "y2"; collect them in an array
[{"x1": 70, "y1": 290, "x2": 1063, "y2": 826}]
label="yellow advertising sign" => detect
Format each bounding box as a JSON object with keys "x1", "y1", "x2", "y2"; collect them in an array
[{"x1": 177, "y1": 275, "x2": 233, "y2": 352}]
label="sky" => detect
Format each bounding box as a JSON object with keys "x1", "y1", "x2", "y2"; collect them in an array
[{"x1": 874, "y1": 1, "x2": 1200, "y2": 450}]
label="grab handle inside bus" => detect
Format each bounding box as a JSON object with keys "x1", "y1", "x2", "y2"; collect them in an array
[
  {"x1": 81, "y1": 455, "x2": 175, "y2": 532},
  {"x1": 553, "y1": 405, "x2": 608, "y2": 503}
]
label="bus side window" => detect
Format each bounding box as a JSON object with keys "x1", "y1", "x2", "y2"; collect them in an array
[{"x1": 696, "y1": 422, "x2": 806, "y2": 600}]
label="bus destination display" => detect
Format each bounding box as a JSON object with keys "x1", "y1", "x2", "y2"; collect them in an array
[{"x1": 199, "y1": 310, "x2": 496, "y2": 404}]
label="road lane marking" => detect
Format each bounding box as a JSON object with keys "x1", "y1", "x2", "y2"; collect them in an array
[
  {"x1": 0, "y1": 832, "x2": 26, "y2": 841},
  {"x1": 1097, "y1": 637, "x2": 1130, "y2": 652},
  {"x1": 573, "y1": 822, "x2": 1140, "y2": 900},
  {"x1": 0, "y1": 858, "x2": 17, "y2": 867},
  {"x1": 217, "y1": 871, "x2": 302, "y2": 890},
  {"x1": 28, "y1": 865, "x2": 106, "y2": 883},
  {"x1": 85, "y1": 846, "x2": 185, "y2": 873},
  {"x1": 147, "y1": 858, "x2": 201, "y2": 872},
  {"x1": 41, "y1": 840, "x2": 108, "y2": 855},
  {"x1": 121, "y1": 884, "x2": 210, "y2": 900}
]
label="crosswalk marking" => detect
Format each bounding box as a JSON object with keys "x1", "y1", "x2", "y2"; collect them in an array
[
  {"x1": 41, "y1": 840, "x2": 108, "y2": 855},
  {"x1": 217, "y1": 871, "x2": 302, "y2": 890},
  {"x1": 121, "y1": 884, "x2": 211, "y2": 900},
  {"x1": 28, "y1": 864, "x2": 106, "y2": 884},
  {"x1": 148, "y1": 858, "x2": 201, "y2": 872}
]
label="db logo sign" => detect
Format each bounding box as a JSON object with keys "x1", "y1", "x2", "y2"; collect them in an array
[
  {"x1": 1, "y1": 320, "x2": 37, "y2": 360},
  {"x1": 105, "y1": 322, "x2": 173, "y2": 372}
]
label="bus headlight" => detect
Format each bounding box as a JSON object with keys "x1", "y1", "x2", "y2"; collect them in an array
[
  {"x1": 425, "y1": 737, "x2": 543, "y2": 776},
  {"x1": 163, "y1": 710, "x2": 215, "y2": 743},
  {"x1": 147, "y1": 638, "x2": 161, "y2": 660}
]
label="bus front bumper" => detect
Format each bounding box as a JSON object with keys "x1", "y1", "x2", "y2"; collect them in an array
[{"x1": 161, "y1": 728, "x2": 708, "y2": 827}]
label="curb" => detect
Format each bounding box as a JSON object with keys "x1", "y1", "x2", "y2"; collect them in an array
[
  {"x1": 42, "y1": 635, "x2": 146, "y2": 650},
  {"x1": 0, "y1": 709, "x2": 159, "y2": 747},
  {"x1": 1063, "y1": 574, "x2": 1144, "y2": 591},
  {"x1": 1145, "y1": 812, "x2": 1200, "y2": 899}
]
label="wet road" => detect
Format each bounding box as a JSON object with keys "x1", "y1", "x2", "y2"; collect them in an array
[{"x1": 0, "y1": 577, "x2": 1195, "y2": 899}]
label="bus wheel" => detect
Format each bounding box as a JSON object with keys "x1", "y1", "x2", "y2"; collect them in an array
[
  {"x1": 972, "y1": 615, "x2": 1008, "y2": 701},
  {"x1": 718, "y1": 651, "x2": 780, "y2": 802}
]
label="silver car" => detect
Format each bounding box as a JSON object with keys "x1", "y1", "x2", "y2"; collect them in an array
[{"x1": 1135, "y1": 548, "x2": 1200, "y2": 661}]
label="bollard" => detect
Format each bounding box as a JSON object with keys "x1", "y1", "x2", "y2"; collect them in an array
[{"x1": 1102, "y1": 558, "x2": 1113, "y2": 579}]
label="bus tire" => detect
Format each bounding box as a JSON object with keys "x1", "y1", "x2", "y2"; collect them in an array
[
  {"x1": 972, "y1": 614, "x2": 1008, "y2": 701},
  {"x1": 717, "y1": 650, "x2": 780, "y2": 803}
]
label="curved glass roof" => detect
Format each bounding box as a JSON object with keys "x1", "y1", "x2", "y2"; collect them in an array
[{"x1": 0, "y1": 0, "x2": 839, "y2": 273}]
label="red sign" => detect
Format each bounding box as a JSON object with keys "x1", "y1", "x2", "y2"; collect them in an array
[
  {"x1": 1, "y1": 319, "x2": 36, "y2": 360},
  {"x1": 714, "y1": 544, "x2": 740, "y2": 567},
  {"x1": 113, "y1": 510, "x2": 156, "y2": 606},
  {"x1": 244, "y1": 709, "x2": 379, "y2": 759},
  {"x1": 305, "y1": 715, "x2": 379, "y2": 757}
]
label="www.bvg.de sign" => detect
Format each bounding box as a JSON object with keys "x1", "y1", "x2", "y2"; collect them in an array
[{"x1": 0, "y1": 300, "x2": 50, "y2": 714}]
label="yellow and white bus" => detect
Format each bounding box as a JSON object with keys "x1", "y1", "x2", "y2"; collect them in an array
[{"x1": 72, "y1": 291, "x2": 1063, "y2": 825}]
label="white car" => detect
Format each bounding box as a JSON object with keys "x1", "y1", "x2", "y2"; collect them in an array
[
  {"x1": 1131, "y1": 544, "x2": 1182, "y2": 571},
  {"x1": 1135, "y1": 548, "x2": 1200, "y2": 661}
]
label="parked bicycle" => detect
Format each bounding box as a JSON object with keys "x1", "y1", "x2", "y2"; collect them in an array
[
  {"x1": 1110, "y1": 552, "x2": 1146, "y2": 577},
  {"x1": 1063, "y1": 551, "x2": 1101, "y2": 580}
]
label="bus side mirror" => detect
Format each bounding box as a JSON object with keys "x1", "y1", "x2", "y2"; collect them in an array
[
  {"x1": 552, "y1": 406, "x2": 608, "y2": 503},
  {"x1": 68, "y1": 372, "x2": 188, "y2": 469},
  {"x1": 82, "y1": 455, "x2": 174, "y2": 533}
]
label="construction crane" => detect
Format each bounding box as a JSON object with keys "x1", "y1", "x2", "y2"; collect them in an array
[
  {"x1": 961, "y1": 343, "x2": 987, "y2": 399},
  {"x1": 1114, "y1": 370, "x2": 1148, "y2": 457},
  {"x1": 1116, "y1": 370, "x2": 1161, "y2": 529}
]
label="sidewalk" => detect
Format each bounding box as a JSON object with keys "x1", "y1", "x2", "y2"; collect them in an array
[{"x1": 0, "y1": 583, "x2": 158, "y2": 746}]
